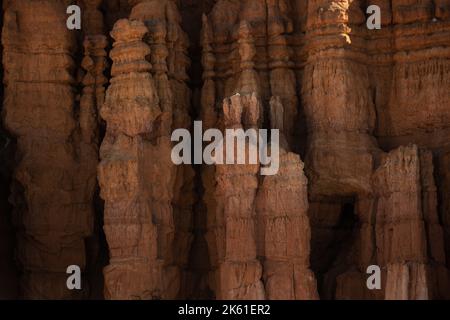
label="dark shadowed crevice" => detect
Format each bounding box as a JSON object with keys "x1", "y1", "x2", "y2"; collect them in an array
[
  {"x1": 0, "y1": 3, "x2": 19, "y2": 299},
  {"x1": 309, "y1": 200, "x2": 358, "y2": 300},
  {"x1": 85, "y1": 192, "x2": 109, "y2": 299},
  {"x1": 178, "y1": 0, "x2": 216, "y2": 299},
  {"x1": 83, "y1": 2, "x2": 114, "y2": 300}
]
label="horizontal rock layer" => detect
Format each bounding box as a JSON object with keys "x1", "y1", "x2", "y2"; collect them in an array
[{"x1": 0, "y1": 0, "x2": 449, "y2": 300}]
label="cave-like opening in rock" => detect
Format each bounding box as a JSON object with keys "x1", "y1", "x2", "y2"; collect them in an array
[{"x1": 309, "y1": 199, "x2": 359, "y2": 300}]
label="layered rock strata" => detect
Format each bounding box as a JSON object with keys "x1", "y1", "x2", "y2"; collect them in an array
[
  {"x1": 374, "y1": 147, "x2": 449, "y2": 299},
  {"x1": 302, "y1": 0, "x2": 450, "y2": 300},
  {"x1": 200, "y1": 6, "x2": 318, "y2": 300},
  {"x1": 98, "y1": 19, "x2": 164, "y2": 299},
  {"x1": 79, "y1": 0, "x2": 109, "y2": 297},
  {"x1": 2, "y1": 0, "x2": 94, "y2": 299},
  {"x1": 131, "y1": 0, "x2": 194, "y2": 299},
  {"x1": 255, "y1": 98, "x2": 318, "y2": 300},
  {"x1": 0, "y1": 0, "x2": 449, "y2": 301}
]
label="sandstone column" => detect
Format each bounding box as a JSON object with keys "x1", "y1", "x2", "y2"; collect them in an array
[
  {"x1": 201, "y1": 1, "x2": 318, "y2": 300},
  {"x1": 377, "y1": 3, "x2": 450, "y2": 278},
  {"x1": 205, "y1": 21, "x2": 265, "y2": 299},
  {"x1": 267, "y1": 0, "x2": 298, "y2": 147},
  {"x1": 302, "y1": 0, "x2": 378, "y2": 197},
  {"x1": 255, "y1": 98, "x2": 318, "y2": 300},
  {"x1": 127, "y1": 0, "x2": 194, "y2": 298},
  {"x1": 212, "y1": 94, "x2": 265, "y2": 300},
  {"x1": 373, "y1": 145, "x2": 448, "y2": 299},
  {"x1": 2, "y1": 0, "x2": 94, "y2": 299},
  {"x1": 98, "y1": 19, "x2": 163, "y2": 299}
]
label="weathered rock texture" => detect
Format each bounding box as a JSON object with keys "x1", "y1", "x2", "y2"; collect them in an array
[
  {"x1": 98, "y1": 18, "x2": 164, "y2": 299},
  {"x1": 2, "y1": 0, "x2": 96, "y2": 299},
  {"x1": 79, "y1": 0, "x2": 109, "y2": 299},
  {"x1": 99, "y1": 0, "x2": 194, "y2": 299},
  {"x1": 1, "y1": 0, "x2": 450, "y2": 300},
  {"x1": 0, "y1": 1, "x2": 19, "y2": 299},
  {"x1": 301, "y1": 0, "x2": 450, "y2": 300},
  {"x1": 200, "y1": 8, "x2": 318, "y2": 300}
]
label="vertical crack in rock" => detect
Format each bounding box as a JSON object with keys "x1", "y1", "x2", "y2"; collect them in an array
[
  {"x1": 79, "y1": 0, "x2": 109, "y2": 299},
  {"x1": 180, "y1": 1, "x2": 217, "y2": 300}
]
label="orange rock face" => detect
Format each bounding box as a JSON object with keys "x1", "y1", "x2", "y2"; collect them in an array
[
  {"x1": 0, "y1": 0, "x2": 450, "y2": 300},
  {"x1": 2, "y1": 0, "x2": 96, "y2": 299}
]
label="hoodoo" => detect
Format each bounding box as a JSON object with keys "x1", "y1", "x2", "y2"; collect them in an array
[{"x1": 0, "y1": 0, "x2": 449, "y2": 300}]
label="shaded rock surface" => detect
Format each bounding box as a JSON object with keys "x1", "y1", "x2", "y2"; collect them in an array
[{"x1": 0, "y1": 0, "x2": 449, "y2": 300}]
